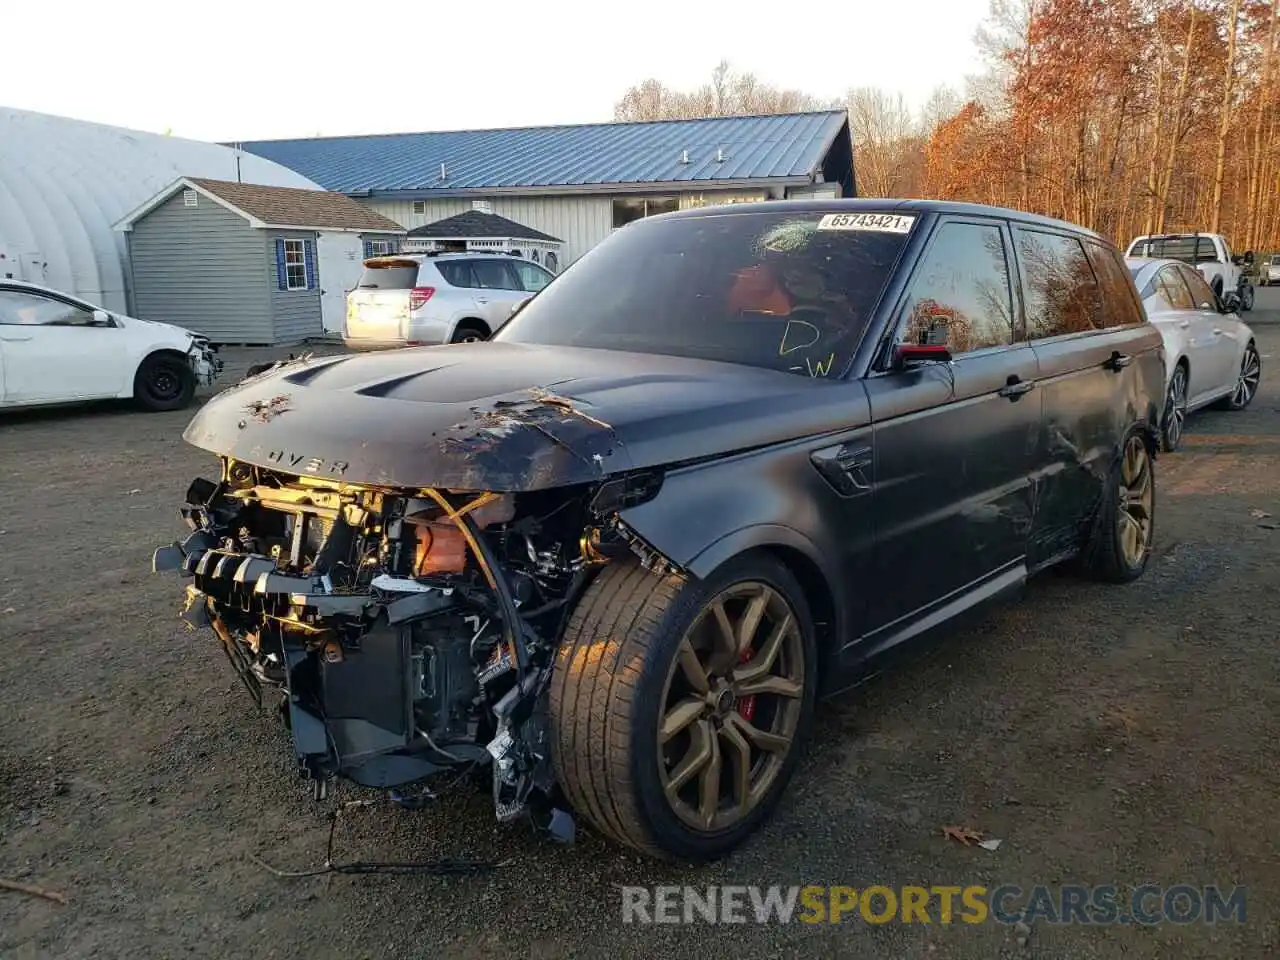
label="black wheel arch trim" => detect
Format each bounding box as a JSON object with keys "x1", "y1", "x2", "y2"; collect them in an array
[{"x1": 620, "y1": 514, "x2": 848, "y2": 664}]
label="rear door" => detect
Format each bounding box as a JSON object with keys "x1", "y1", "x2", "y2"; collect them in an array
[
  {"x1": 465, "y1": 259, "x2": 527, "y2": 328},
  {"x1": 1175, "y1": 263, "x2": 1238, "y2": 396},
  {"x1": 1149, "y1": 263, "x2": 1213, "y2": 392},
  {"x1": 1020, "y1": 229, "x2": 1158, "y2": 559},
  {"x1": 0, "y1": 288, "x2": 130, "y2": 402},
  {"x1": 344, "y1": 258, "x2": 418, "y2": 343},
  {"x1": 863, "y1": 216, "x2": 1041, "y2": 633}
]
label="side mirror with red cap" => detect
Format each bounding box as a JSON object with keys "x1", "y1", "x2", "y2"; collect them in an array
[{"x1": 894, "y1": 343, "x2": 953, "y2": 369}]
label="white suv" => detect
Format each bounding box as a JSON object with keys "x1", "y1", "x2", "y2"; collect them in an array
[{"x1": 343, "y1": 253, "x2": 555, "y2": 350}]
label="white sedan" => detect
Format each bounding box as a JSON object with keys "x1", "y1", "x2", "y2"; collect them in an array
[
  {"x1": 0, "y1": 280, "x2": 222, "y2": 412},
  {"x1": 1126, "y1": 257, "x2": 1261, "y2": 451}
]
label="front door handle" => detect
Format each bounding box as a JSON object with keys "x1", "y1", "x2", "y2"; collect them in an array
[
  {"x1": 1212, "y1": 327, "x2": 1223, "y2": 335},
  {"x1": 1103, "y1": 351, "x2": 1133, "y2": 372},
  {"x1": 0, "y1": 333, "x2": 33, "y2": 342},
  {"x1": 998, "y1": 375, "x2": 1036, "y2": 400},
  {"x1": 1179, "y1": 319, "x2": 1191, "y2": 329}
]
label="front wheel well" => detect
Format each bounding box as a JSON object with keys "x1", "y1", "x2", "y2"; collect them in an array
[
  {"x1": 140, "y1": 347, "x2": 190, "y2": 366},
  {"x1": 756, "y1": 544, "x2": 838, "y2": 657}
]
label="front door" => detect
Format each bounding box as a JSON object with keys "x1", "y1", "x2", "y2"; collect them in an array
[
  {"x1": 315, "y1": 232, "x2": 367, "y2": 335},
  {"x1": 0, "y1": 288, "x2": 129, "y2": 402},
  {"x1": 863, "y1": 216, "x2": 1041, "y2": 635}
]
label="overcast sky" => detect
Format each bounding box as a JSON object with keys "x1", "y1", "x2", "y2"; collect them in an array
[{"x1": 4, "y1": 0, "x2": 991, "y2": 141}]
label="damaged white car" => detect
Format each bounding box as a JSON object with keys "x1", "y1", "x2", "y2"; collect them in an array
[{"x1": 0, "y1": 280, "x2": 222, "y2": 412}]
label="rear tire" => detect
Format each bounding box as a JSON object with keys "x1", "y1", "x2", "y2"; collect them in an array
[
  {"x1": 134, "y1": 354, "x2": 196, "y2": 412},
  {"x1": 1215, "y1": 340, "x2": 1261, "y2": 411},
  {"x1": 1161, "y1": 362, "x2": 1188, "y2": 453},
  {"x1": 1080, "y1": 428, "x2": 1155, "y2": 584},
  {"x1": 549, "y1": 553, "x2": 817, "y2": 861},
  {"x1": 450, "y1": 320, "x2": 489, "y2": 343},
  {"x1": 1239, "y1": 284, "x2": 1255, "y2": 312}
]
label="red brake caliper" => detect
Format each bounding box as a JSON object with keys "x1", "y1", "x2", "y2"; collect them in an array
[{"x1": 737, "y1": 646, "x2": 756, "y2": 722}]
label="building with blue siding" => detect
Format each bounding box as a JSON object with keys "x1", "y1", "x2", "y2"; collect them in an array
[
  {"x1": 116, "y1": 177, "x2": 404, "y2": 343},
  {"x1": 237, "y1": 111, "x2": 855, "y2": 267}
]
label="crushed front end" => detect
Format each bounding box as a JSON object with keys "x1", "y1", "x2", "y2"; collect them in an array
[
  {"x1": 187, "y1": 334, "x2": 223, "y2": 386},
  {"x1": 153, "y1": 457, "x2": 665, "y2": 836}
]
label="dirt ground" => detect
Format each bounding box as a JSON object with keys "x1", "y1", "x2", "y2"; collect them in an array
[{"x1": 2, "y1": 304, "x2": 1279, "y2": 960}]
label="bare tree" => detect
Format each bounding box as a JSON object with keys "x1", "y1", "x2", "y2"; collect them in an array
[
  {"x1": 613, "y1": 61, "x2": 833, "y2": 121},
  {"x1": 1210, "y1": 0, "x2": 1243, "y2": 232},
  {"x1": 844, "y1": 88, "x2": 919, "y2": 196}
]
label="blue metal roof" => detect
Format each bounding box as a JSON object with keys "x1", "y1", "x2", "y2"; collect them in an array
[{"x1": 236, "y1": 111, "x2": 850, "y2": 197}]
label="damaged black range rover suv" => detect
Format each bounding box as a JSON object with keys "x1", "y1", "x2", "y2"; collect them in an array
[{"x1": 156, "y1": 200, "x2": 1164, "y2": 861}]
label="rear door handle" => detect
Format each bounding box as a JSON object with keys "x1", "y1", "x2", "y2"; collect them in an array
[
  {"x1": 1178, "y1": 320, "x2": 1191, "y2": 329},
  {"x1": 1212, "y1": 327, "x2": 1223, "y2": 335},
  {"x1": 1103, "y1": 351, "x2": 1133, "y2": 371},
  {"x1": 998, "y1": 375, "x2": 1036, "y2": 400},
  {"x1": 0, "y1": 333, "x2": 33, "y2": 342}
]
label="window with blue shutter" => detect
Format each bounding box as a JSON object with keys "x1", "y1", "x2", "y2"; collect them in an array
[
  {"x1": 363, "y1": 239, "x2": 374, "y2": 259},
  {"x1": 274, "y1": 238, "x2": 287, "y2": 291},
  {"x1": 281, "y1": 239, "x2": 308, "y2": 291},
  {"x1": 303, "y1": 239, "x2": 316, "y2": 290}
]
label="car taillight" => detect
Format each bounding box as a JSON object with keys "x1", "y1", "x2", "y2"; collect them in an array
[{"x1": 409, "y1": 287, "x2": 435, "y2": 311}]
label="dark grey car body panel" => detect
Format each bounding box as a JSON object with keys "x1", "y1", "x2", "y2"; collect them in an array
[{"x1": 183, "y1": 199, "x2": 1165, "y2": 695}]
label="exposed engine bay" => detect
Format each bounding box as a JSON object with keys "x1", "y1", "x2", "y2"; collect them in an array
[{"x1": 153, "y1": 457, "x2": 669, "y2": 840}]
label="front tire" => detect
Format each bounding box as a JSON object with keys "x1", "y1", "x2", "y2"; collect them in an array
[
  {"x1": 134, "y1": 354, "x2": 196, "y2": 412},
  {"x1": 1081, "y1": 429, "x2": 1155, "y2": 583},
  {"x1": 549, "y1": 554, "x2": 817, "y2": 861}
]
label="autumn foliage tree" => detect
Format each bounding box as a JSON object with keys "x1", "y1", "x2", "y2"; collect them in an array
[
  {"x1": 924, "y1": 0, "x2": 1280, "y2": 251},
  {"x1": 614, "y1": 2, "x2": 1279, "y2": 251}
]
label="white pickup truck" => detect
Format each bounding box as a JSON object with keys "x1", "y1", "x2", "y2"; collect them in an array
[{"x1": 1125, "y1": 232, "x2": 1256, "y2": 311}]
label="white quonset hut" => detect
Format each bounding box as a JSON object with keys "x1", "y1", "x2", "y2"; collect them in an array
[{"x1": 0, "y1": 107, "x2": 320, "y2": 314}]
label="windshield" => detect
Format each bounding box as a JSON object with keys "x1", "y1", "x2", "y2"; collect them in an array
[{"x1": 492, "y1": 210, "x2": 914, "y2": 378}]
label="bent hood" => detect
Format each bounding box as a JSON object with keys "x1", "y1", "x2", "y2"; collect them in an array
[{"x1": 182, "y1": 342, "x2": 851, "y2": 491}]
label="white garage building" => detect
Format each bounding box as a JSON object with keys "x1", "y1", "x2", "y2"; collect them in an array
[{"x1": 0, "y1": 107, "x2": 320, "y2": 315}]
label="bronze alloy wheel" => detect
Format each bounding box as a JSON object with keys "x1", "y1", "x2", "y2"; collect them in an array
[
  {"x1": 656, "y1": 581, "x2": 804, "y2": 832},
  {"x1": 1118, "y1": 434, "x2": 1154, "y2": 567}
]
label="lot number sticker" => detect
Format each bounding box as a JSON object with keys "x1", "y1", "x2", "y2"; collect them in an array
[{"x1": 817, "y1": 213, "x2": 916, "y2": 233}]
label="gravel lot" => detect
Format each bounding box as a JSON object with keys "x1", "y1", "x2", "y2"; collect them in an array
[{"x1": 3, "y1": 300, "x2": 1279, "y2": 960}]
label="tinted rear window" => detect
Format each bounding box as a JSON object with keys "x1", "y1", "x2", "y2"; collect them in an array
[
  {"x1": 1083, "y1": 241, "x2": 1145, "y2": 327},
  {"x1": 493, "y1": 210, "x2": 914, "y2": 378},
  {"x1": 436, "y1": 261, "x2": 477, "y2": 288},
  {"x1": 1017, "y1": 229, "x2": 1104, "y2": 338},
  {"x1": 1128, "y1": 237, "x2": 1217, "y2": 264},
  {"x1": 357, "y1": 261, "x2": 421, "y2": 289}
]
